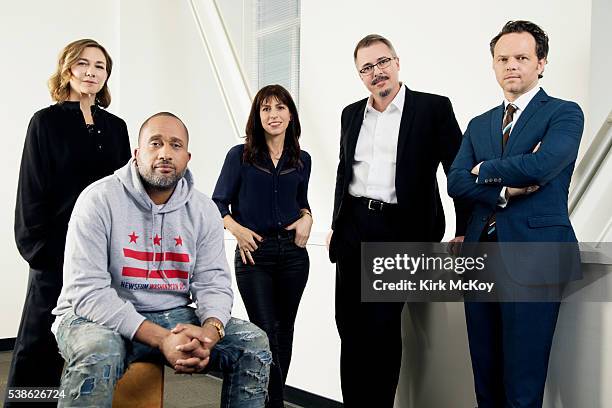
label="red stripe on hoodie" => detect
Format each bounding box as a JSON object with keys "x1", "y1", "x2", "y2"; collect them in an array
[{"x1": 123, "y1": 248, "x2": 190, "y2": 262}]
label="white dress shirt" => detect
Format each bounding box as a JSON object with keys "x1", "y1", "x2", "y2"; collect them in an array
[
  {"x1": 348, "y1": 85, "x2": 406, "y2": 203},
  {"x1": 503, "y1": 85, "x2": 541, "y2": 131}
]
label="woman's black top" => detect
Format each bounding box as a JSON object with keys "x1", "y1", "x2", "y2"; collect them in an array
[
  {"x1": 212, "y1": 144, "x2": 311, "y2": 235},
  {"x1": 14, "y1": 101, "x2": 131, "y2": 270}
]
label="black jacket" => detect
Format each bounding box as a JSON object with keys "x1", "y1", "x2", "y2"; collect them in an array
[
  {"x1": 14, "y1": 102, "x2": 131, "y2": 270},
  {"x1": 330, "y1": 87, "x2": 471, "y2": 261}
]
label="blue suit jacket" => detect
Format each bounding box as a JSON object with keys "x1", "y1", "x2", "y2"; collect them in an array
[{"x1": 448, "y1": 89, "x2": 584, "y2": 284}]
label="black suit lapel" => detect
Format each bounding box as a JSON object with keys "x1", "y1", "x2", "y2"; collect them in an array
[
  {"x1": 395, "y1": 86, "x2": 415, "y2": 166},
  {"x1": 345, "y1": 101, "x2": 367, "y2": 170}
]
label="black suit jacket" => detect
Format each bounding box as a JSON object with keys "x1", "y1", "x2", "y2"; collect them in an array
[{"x1": 330, "y1": 86, "x2": 470, "y2": 262}]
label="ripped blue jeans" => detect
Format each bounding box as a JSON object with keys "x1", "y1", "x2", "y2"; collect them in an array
[{"x1": 55, "y1": 306, "x2": 271, "y2": 407}]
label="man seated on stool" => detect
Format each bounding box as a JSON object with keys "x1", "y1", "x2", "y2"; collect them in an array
[{"x1": 52, "y1": 112, "x2": 271, "y2": 408}]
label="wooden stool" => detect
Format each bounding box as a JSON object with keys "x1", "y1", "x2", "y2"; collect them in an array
[{"x1": 112, "y1": 361, "x2": 164, "y2": 407}]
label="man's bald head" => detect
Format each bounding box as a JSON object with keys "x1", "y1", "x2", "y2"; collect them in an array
[{"x1": 138, "y1": 112, "x2": 189, "y2": 146}]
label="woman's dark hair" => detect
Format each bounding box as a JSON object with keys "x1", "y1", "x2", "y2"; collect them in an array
[{"x1": 243, "y1": 85, "x2": 302, "y2": 168}]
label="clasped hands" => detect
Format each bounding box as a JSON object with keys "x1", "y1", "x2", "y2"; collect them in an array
[{"x1": 159, "y1": 323, "x2": 220, "y2": 374}]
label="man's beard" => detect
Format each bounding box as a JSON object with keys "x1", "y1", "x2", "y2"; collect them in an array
[
  {"x1": 138, "y1": 163, "x2": 186, "y2": 191},
  {"x1": 378, "y1": 88, "x2": 392, "y2": 98},
  {"x1": 372, "y1": 75, "x2": 392, "y2": 98}
]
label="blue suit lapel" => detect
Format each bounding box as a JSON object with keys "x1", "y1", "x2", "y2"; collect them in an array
[
  {"x1": 490, "y1": 103, "x2": 504, "y2": 158},
  {"x1": 503, "y1": 88, "x2": 549, "y2": 157}
]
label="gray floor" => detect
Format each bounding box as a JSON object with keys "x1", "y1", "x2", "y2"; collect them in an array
[
  {"x1": 0, "y1": 351, "x2": 301, "y2": 407},
  {"x1": 0, "y1": 351, "x2": 10, "y2": 398}
]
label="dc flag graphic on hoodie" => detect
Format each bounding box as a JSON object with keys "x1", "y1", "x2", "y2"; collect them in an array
[{"x1": 120, "y1": 231, "x2": 191, "y2": 292}]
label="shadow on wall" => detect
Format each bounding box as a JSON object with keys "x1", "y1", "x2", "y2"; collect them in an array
[
  {"x1": 396, "y1": 302, "x2": 476, "y2": 408},
  {"x1": 545, "y1": 265, "x2": 612, "y2": 408},
  {"x1": 545, "y1": 301, "x2": 603, "y2": 407}
]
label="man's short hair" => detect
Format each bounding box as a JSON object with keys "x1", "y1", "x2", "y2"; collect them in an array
[
  {"x1": 490, "y1": 20, "x2": 549, "y2": 61},
  {"x1": 138, "y1": 112, "x2": 189, "y2": 144},
  {"x1": 353, "y1": 34, "x2": 398, "y2": 62}
]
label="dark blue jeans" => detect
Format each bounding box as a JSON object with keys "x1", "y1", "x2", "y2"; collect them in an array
[
  {"x1": 55, "y1": 307, "x2": 271, "y2": 407},
  {"x1": 234, "y1": 231, "x2": 309, "y2": 408}
]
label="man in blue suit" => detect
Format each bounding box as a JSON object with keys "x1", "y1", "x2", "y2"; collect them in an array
[{"x1": 448, "y1": 21, "x2": 584, "y2": 407}]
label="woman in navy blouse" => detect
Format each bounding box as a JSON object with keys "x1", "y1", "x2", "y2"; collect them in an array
[{"x1": 213, "y1": 84, "x2": 311, "y2": 407}]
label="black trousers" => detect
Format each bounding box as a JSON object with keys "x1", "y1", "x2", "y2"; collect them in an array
[
  {"x1": 234, "y1": 231, "x2": 309, "y2": 408},
  {"x1": 334, "y1": 197, "x2": 405, "y2": 408},
  {"x1": 5, "y1": 267, "x2": 65, "y2": 407}
]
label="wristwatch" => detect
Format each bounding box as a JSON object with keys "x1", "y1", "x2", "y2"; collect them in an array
[
  {"x1": 205, "y1": 320, "x2": 225, "y2": 340},
  {"x1": 300, "y1": 209, "x2": 312, "y2": 218}
]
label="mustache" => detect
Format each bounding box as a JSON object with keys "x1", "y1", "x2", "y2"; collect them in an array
[
  {"x1": 154, "y1": 160, "x2": 175, "y2": 169},
  {"x1": 371, "y1": 75, "x2": 389, "y2": 86}
]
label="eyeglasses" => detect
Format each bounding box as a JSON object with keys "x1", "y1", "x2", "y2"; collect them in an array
[{"x1": 359, "y1": 57, "x2": 396, "y2": 75}]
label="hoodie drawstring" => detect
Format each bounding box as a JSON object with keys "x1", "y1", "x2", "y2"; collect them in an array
[
  {"x1": 158, "y1": 213, "x2": 170, "y2": 283},
  {"x1": 148, "y1": 208, "x2": 170, "y2": 284},
  {"x1": 147, "y1": 208, "x2": 154, "y2": 280}
]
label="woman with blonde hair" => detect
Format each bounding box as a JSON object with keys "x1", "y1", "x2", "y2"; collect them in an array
[{"x1": 6, "y1": 39, "x2": 130, "y2": 404}]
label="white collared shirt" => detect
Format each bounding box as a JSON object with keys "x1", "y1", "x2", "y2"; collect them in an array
[
  {"x1": 348, "y1": 84, "x2": 406, "y2": 203},
  {"x1": 503, "y1": 85, "x2": 541, "y2": 135}
]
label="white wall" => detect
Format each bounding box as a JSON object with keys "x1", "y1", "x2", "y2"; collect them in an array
[
  {"x1": 117, "y1": 0, "x2": 238, "y2": 193},
  {"x1": 1, "y1": 0, "x2": 608, "y2": 406},
  {"x1": 586, "y1": 0, "x2": 612, "y2": 147}
]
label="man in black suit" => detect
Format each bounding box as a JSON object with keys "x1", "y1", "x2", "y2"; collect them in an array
[{"x1": 328, "y1": 34, "x2": 470, "y2": 407}]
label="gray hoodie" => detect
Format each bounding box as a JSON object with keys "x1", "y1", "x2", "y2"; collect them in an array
[{"x1": 52, "y1": 159, "x2": 233, "y2": 339}]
